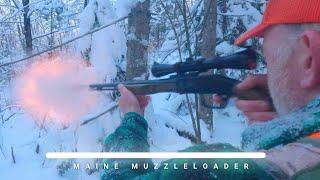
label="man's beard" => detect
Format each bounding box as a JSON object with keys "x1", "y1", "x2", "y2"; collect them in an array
[
  {"x1": 268, "y1": 68, "x2": 299, "y2": 115},
  {"x1": 267, "y1": 47, "x2": 303, "y2": 116}
]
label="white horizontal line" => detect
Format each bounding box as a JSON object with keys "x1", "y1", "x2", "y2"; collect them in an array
[{"x1": 46, "y1": 152, "x2": 266, "y2": 159}]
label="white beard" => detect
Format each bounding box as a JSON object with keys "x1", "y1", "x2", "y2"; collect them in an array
[
  {"x1": 267, "y1": 46, "x2": 302, "y2": 115},
  {"x1": 268, "y1": 68, "x2": 299, "y2": 115}
]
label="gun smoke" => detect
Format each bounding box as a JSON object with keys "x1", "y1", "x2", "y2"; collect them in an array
[{"x1": 13, "y1": 55, "x2": 100, "y2": 126}]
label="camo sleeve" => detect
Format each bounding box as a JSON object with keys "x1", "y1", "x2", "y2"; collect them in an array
[
  {"x1": 101, "y1": 112, "x2": 153, "y2": 180},
  {"x1": 104, "y1": 112, "x2": 149, "y2": 152}
]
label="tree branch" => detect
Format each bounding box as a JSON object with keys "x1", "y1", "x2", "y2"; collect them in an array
[
  {"x1": 0, "y1": 16, "x2": 128, "y2": 67},
  {"x1": 80, "y1": 104, "x2": 118, "y2": 126}
]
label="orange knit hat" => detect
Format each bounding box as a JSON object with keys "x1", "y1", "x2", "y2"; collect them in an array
[{"x1": 235, "y1": 0, "x2": 320, "y2": 45}]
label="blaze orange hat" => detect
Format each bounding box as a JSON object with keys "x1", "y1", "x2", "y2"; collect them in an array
[{"x1": 235, "y1": 0, "x2": 320, "y2": 45}]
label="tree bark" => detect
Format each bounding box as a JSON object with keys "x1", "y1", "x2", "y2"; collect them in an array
[
  {"x1": 220, "y1": 0, "x2": 228, "y2": 40},
  {"x1": 199, "y1": 0, "x2": 217, "y2": 130},
  {"x1": 22, "y1": 0, "x2": 32, "y2": 55},
  {"x1": 126, "y1": 0, "x2": 151, "y2": 80},
  {"x1": 84, "y1": 0, "x2": 89, "y2": 8}
]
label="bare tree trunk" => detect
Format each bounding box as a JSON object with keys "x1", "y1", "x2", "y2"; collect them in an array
[
  {"x1": 84, "y1": 0, "x2": 89, "y2": 8},
  {"x1": 126, "y1": 0, "x2": 151, "y2": 80},
  {"x1": 181, "y1": 0, "x2": 193, "y2": 58},
  {"x1": 199, "y1": 0, "x2": 217, "y2": 130},
  {"x1": 220, "y1": 0, "x2": 228, "y2": 40},
  {"x1": 22, "y1": 0, "x2": 32, "y2": 55},
  {"x1": 216, "y1": 0, "x2": 227, "y2": 76}
]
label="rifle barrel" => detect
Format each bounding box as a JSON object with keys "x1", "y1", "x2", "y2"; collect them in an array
[{"x1": 89, "y1": 79, "x2": 177, "y2": 95}]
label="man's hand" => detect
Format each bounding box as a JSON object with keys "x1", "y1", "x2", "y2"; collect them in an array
[
  {"x1": 118, "y1": 84, "x2": 150, "y2": 116},
  {"x1": 235, "y1": 75, "x2": 277, "y2": 124}
]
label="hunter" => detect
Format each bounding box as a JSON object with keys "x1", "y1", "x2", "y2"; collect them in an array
[{"x1": 101, "y1": 0, "x2": 320, "y2": 179}]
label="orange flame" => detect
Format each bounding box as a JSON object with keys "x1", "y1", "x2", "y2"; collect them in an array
[{"x1": 13, "y1": 55, "x2": 100, "y2": 126}]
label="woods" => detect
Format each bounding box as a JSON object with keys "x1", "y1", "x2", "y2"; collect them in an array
[{"x1": 0, "y1": 0, "x2": 268, "y2": 178}]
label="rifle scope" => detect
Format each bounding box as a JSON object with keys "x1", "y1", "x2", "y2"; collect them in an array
[{"x1": 151, "y1": 49, "x2": 257, "y2": 77}]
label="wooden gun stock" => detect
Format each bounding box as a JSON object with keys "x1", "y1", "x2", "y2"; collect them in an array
[{"x1": 233, "y1": 86, "x2": 274, "y2": 110}]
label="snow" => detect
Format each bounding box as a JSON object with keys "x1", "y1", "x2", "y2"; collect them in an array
[
  {"x1": 114, "y1": 0, "x2": 145, "y2": 17},
  {"x1": 148, "y1": 93, "x2": 246, "y2": 150},
  {"x1": 0, "y1": 162, "x2": 65, "y2": 180},
  {"x1": 0, "y1": 113, "x2": 70, "y2": 180},
  {"x1": 0, "y1": 1, "x2": 130, "y2": 179},
  {"x1": 0, "y1": 0, "x2": 264, "y2": 179},
  {"x1": 210, "y1": 101, "x2": 246, "y2": 147},
  {"x1": 77, "y1": 0, "x2": 126, "y2": 82},
  {"x1": 216, "y1": 42, "x2": 239, "y2": 55}
]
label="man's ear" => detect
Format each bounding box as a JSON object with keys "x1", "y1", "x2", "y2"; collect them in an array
[{"x1": 299, "y1": 30, "x2": 320, "y2": 89}]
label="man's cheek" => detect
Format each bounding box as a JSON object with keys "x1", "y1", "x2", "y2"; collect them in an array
[{"x1": 266, "y1": 61, "x2": 274, "y2": 75}]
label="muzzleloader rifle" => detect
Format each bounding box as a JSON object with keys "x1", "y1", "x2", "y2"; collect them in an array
[{"x1": 89, "y1": 49, "x2": 272, "y2": 108}]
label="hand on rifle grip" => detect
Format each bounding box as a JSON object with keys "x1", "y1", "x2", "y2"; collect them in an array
[{"x1": 234, "y1": 75, "x2": 278, "y2": 124}]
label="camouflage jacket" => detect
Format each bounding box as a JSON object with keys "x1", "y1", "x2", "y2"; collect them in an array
[{"x1": 101, "y1": 97, "x2": 320, "y2": 180}]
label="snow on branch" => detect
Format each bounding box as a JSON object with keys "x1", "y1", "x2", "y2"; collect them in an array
[
  {"x1": 218, "y1": 12, "x2": 251, "y2": 16},
  {"x1": 0, "y1": 0, "x2": 46, "y2": 22},
  {"x1": 0, "y1": 15, "x2": 128, "y2": 67}
]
